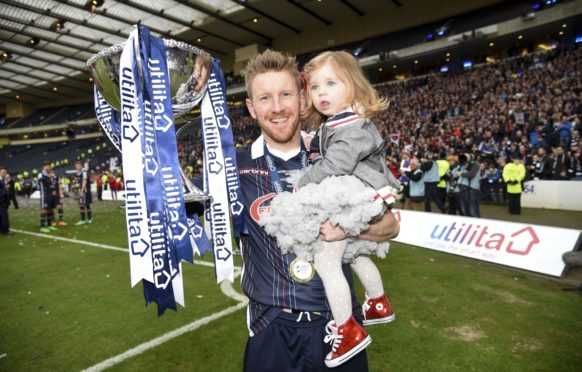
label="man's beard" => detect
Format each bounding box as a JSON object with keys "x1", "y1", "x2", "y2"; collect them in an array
[{"x1": 260, "y1": 114, "x2": 300, "y2": 146}]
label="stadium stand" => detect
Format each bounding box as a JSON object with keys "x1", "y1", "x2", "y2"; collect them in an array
[
  {"x1": 44, "y1": 103, "x2": 94, "y2": 125},
  {"x1": 7, "y1": 106, "x2": 68, "y2": 129}
]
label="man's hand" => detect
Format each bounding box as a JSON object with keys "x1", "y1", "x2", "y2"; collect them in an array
[
  {"x1": 319, "y1": 220, "x2": 348, "y2": 242},
  {"x1": 193, "y1": 56, "x2": 211, "y2": 92},
  {"x1": 359, "y1": 211, "x2": 400, "y2": 242},
  {"x1": 319, "y1": 211, "x2": 400, "y2": 243}
]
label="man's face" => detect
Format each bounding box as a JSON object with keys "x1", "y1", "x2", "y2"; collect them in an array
[
  {"x1": 246, "y1": 71, "x2": 304, "y2": 149},
  {"x1": 75, "y1": 163, "x2": 82, "y2": 171},
  {"x1": 0, "y1": 169, "x2": 6, "y2": 178}
]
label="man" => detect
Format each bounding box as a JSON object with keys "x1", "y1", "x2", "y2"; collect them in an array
[
  {"x1": 95, "y1": 171, "x2": 103, "y2": 201},
  {"x1": 551, "y1": 145, "x2": 569, "y2": 180},
  {"x1": 445, "y1": 156, "x2": 462, "y2": 215},
  {"x1": 535, "y1": 147, "x2": 553, "y2": 180},
  {"x1": 456, "y1": 154, "x2": 481, "y2": 218},
  {"x1": 398, "y1": 147, "x2": 412, "y2": 208},
  {"x1": 420, "y1": 151, "x2": 445, "y2": 213},
  {"x1": 405, "y1": 158, "x2": 425, "y2": 211},
  {"x1": 0, "y1": 166, "x2": 12, "y2": 235},
  {"x1": 22, "y1": 174, "x2": 33, "y2": 199},
  {"x1": 49, "y1": 169, "x2": 67, "y2": 227},
  {"x1": 484, "y1": 164, "x2": 502, "y2": 205},
  {"x1": 435, "y1": 151, "x2": 449, "y2": 210},
  {"x1": 5, "y1": 173, "x2": 19, "y2": 209},
  {"x1": 503, "y1": 153, "x2": 526, "y2": 214},
  {"x1": 75, "y1": 161, "x2": 92, "y2": 225},
  {"x1": 38, "y1": 162, "x2": 55, "y2": 233},
  {"x1": 238, "y1": 50, "x2": 399, "y2": 372},
  {"x1": 108, "y1": 171, "x2": 118, "y2": 201}
]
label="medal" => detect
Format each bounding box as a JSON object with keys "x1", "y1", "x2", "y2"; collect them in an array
[{"x1": 290, "y1": 258, "x2": 316, "y2": 283}]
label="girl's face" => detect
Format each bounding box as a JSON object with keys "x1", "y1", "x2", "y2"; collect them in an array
[{"x1": 308, "y1": 61, "x2": 350, "y2": 117}]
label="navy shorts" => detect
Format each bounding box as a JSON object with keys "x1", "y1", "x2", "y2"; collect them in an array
[
  {"x1": 243, "y1": 310, "x2": 368, "y2": 372},
  {"x1": 40, "y1": 193, "x2": 51, "y2": 209},
  {"x1": 79, "y1": 192, "x2": 92, "y2": 206},
  {"x1": 51, "y1": 197, "x2": 61, "y2": 209}
]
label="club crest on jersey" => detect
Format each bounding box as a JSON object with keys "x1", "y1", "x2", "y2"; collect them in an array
[{"x1": 250, "y1": 192, "x2": 277, "y2": 223}]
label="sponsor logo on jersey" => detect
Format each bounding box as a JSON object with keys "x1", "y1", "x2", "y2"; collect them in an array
[{"x1": 250, "y1": 192, "x2": 277, "y2": 223}]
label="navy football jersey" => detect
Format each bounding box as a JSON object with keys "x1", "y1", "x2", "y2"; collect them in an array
[
  {"x1": 49, "y1": 174, "x2": 59, "y2": 194},
  {"x1": 78, "y1": 169, "x2": 91, "y2": 195},
  {"x1": 236, "y1": 136, "x2": 359, "y2": 336},
  {"x1": 38, "y1": 170, "x2": 52, "y2": 195},
  {"x1": 38, "y1": 170, "x2": 52, "y2": 208}
]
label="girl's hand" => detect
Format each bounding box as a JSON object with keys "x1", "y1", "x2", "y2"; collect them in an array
[{"x1": 304, "y1": 133, "x2": 315, "y2": 151}]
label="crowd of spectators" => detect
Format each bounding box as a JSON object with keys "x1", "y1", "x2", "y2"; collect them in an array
[{"x1": 375, "y1": 45, "x2": 581, "y2": 184}]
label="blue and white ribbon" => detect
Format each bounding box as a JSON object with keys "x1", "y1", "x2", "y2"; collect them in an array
[
  {"x1": 200, "y1": 60, "x2": 244, "y2": 283},
  {"x1": 142, "y1": 28, "x2": 194, "y2": 264},
  {"x1": 206, "y1": 62, "x2": 245, "y2": 238},
  {"x1": 136, "y1": 27, "x2": 182, "y2": 312},
  {"x1": 119, "y1": 27, "x2": 154, "y2": 289}
]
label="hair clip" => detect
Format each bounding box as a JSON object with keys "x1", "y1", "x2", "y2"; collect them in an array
[{"x1": 300, "y1": 71, "x2": 308, "y2": 90}]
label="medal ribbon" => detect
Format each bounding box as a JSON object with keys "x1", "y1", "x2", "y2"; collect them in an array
[{"x1": 263, "y1": 143, "x2": 308, "y2": 193}]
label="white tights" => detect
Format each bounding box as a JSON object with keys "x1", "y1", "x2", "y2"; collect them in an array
[{"x1": 314, "y1": 241, "x2": 385, "y2": 325}]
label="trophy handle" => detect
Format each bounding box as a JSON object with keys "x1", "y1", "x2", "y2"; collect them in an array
[{"x1": 176, "y1": 119, "x2": 211, "y2": 203}]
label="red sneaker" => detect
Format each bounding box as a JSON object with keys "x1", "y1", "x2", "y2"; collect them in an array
[
  {"x1": 324, "y1": 316, "x2": 371, "y2": 368},
  {"x1": 362, "y1": 293, "x2": 396, "y2": 325}
]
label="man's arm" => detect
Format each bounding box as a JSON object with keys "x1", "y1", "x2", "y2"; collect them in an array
[
  {"x1": 319, "y1": 211, "x2": 400, "y2": 242},
  {"x1": 81, "y1": 173, "x2": 88, "y2": 194},
  {"x1": 58, "y1": 179, "x2": 64, "y2": 198}
]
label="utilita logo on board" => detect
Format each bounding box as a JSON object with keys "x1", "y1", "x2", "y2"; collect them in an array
[
  {"x1": 429, "y1": 222, "x2": 540, "y2": 256},
  {"x1": 394, "y1": 211, "x2": 541, "y2": 257}
]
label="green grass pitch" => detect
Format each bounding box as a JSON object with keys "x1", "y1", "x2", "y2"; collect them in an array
[{"x1": 0, "y1": 198, "x2": 581, "y2": 371}]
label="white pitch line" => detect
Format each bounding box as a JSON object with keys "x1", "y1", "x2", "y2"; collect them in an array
[
  {"x1": 11, "y1": 228, "x2": 221, "y2": 268},
  {"x1": 12, "y1": 228, "x2": 249, "y2": 371},
  {"x1": 11, "y1": 229, "x2": 128, "y2": 253},
  {"x1": 81, "y1": 300, "x2": 247, "y2": 372}
]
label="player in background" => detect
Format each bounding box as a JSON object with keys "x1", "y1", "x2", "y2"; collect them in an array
[{"x1": 75, "y1": 161, "x2": 93, "y2": 225}]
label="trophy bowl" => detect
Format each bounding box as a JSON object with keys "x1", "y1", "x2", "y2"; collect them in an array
[
  {"x1": 87, "y1": 39, "x2": 212, "y2": 119},
  {"x1": 87, "y1": 39, "x2": 212, "y2": 203}
]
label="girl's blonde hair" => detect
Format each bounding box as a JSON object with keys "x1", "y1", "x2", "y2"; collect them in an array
[{"x1": 302, "y1": 50, "x2": 389, "y2": 128}]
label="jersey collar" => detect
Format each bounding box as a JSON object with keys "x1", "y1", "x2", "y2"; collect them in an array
[
  {"x1": 251, "y1": 132, "x2": 308, "y2": 161},
  {"x1": 324, "y1": 109, "x2": 360, "y2": 129}
]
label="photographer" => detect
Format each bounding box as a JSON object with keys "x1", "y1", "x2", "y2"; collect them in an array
[
  {"x1": 455, "y1": 154, "x2": 481, "y2": 218},
  {"x1": 445, "y1": 156, "x2": 462, "y2": 215}
]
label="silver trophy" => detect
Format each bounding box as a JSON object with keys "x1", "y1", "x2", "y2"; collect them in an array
[{"x1": 87, "y1": 38, "x2": 211, "y2": 203}]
